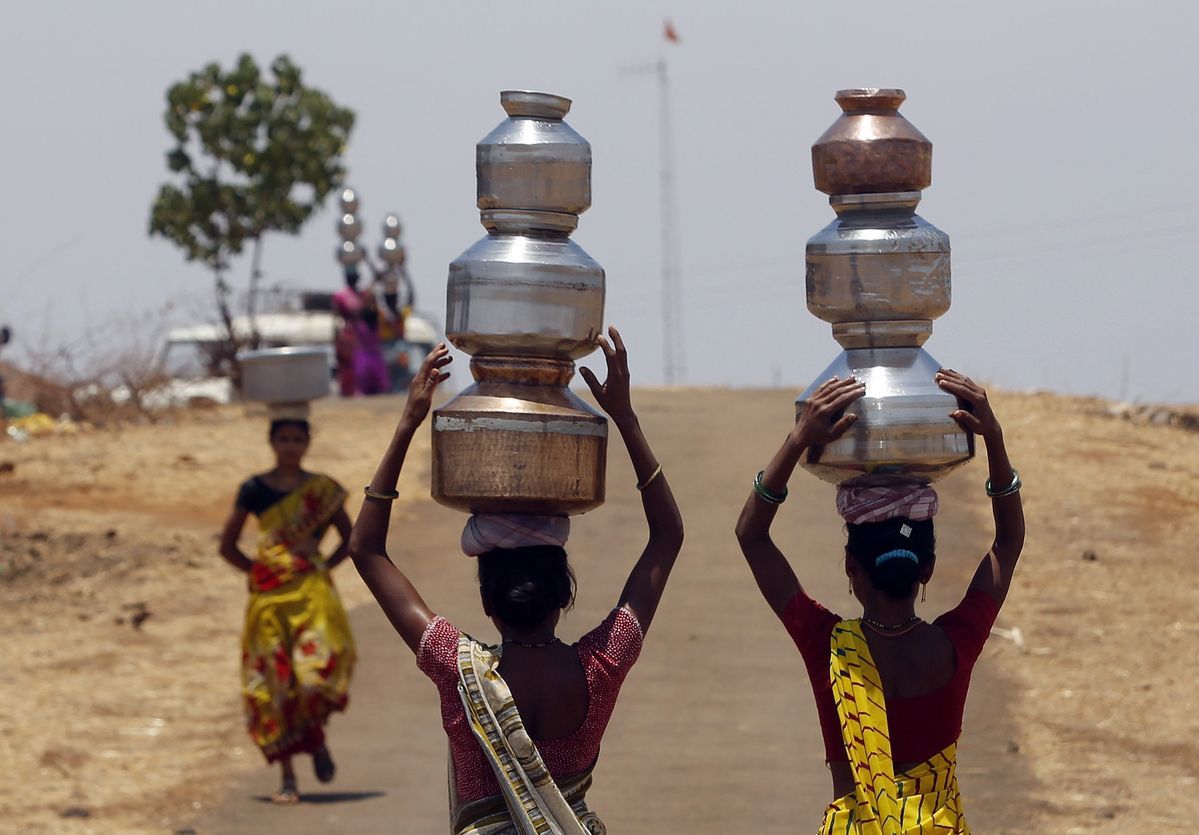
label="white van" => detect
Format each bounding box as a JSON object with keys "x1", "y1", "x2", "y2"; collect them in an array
[{"x1": 149, "y1": 310, "x2": 439, "y2": 407}]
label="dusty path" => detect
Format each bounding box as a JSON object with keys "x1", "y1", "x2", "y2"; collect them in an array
[{"x1": 194, "y1": 389, "x2": 1031, "y2": 833}]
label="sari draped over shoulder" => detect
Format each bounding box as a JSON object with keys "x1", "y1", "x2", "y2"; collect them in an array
[
  {"x1": 249, "y1": 474, "x2": 347, "y2": 592},
  {"x1": 240, "y1": 474, "x2": 356, "y2": 762},
  {"x1": 821, "y1": 620, "x2": 969, "y2": 835},
  {"x1": 451, "y1": 635, "x2": 606, "y2": 835}
]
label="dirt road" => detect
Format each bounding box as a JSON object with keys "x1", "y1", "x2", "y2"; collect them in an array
[{"x1": 193, "y1": 389, "x2": 1030, "y2": 832}]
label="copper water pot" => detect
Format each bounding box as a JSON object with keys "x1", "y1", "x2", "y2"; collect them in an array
[
  {"x1": 811, "y1": 89, "x2": 931, "y2": 196},
  {"x1": 798, "y1": 89, "x2": 972, "y2": 487}
]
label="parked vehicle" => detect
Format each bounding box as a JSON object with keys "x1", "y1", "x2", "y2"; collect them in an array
[{"x1": 145, "y1": 310, "x2": 438, "y2": 407}]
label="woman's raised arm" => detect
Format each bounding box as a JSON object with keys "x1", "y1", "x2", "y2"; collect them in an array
[
  {"x1": 580, "y1": 327, "x2": 684, "y2": 635},
  {"x1": 735, "y1": 377, "x2": 864, "y2": 616},
  {"x1": 936, "y1": 369, "x2": 1025, "y2": 606},
  {"x1": 349, "y1": 344, "x2": 452, "y2": 652}
]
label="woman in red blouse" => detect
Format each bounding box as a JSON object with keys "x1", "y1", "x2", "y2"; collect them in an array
[
  {"x1": 349, "y1": 329, "x2": 684, "y2": 833},
  {"x1": 735, "y1": 370, "x2": 1024, "y2": 833}
]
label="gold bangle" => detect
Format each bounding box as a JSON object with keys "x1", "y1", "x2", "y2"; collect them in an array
[
  {"x1": 363, "y1": 486, "x2": 400, "y2": 501},
  {"x1": 636, "y1": 464, "x2": 663, "y2": 491}
]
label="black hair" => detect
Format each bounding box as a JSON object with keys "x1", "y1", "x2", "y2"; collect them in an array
[
  {"x1": 477, "y1": 545, "x2": 576, "y2": 629},
  {"x1": 846, "y1": 517, "x2": 936, "y2": 600},
  {"x1": 268, "y1": 418, "x2": 311, "y2": 441}
]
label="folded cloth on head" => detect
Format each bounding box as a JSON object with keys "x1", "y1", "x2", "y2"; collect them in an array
[
  {"x1": 266, "y1": 401, "x2": 311, "y2": 421},
  {"x1": 836, "y1": 484, "x2": 939, "y2": 525},
  {"x1": 460, "y1": 514, "x2": 571, "y2": 557}
]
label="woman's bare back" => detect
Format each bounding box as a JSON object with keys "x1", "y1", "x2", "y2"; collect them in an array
[{"x1": 499, "y1": 644, "x2": 590, "y2": 739}]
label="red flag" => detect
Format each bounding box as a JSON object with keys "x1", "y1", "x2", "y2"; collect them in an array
[{"x1": 664, "y1": 19, "x2": 680, "y2": 44}]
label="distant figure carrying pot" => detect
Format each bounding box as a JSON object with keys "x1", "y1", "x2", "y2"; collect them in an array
[
  {"x1": 333, "y1": 266, "x2": 389, "y2": 397},
  {"x1": 218, "y1": 418, "x2": 357, "y2": 804}
]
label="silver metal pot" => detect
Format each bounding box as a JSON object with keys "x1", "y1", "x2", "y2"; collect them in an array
[
  {"x1": 806, "y1": 193, "x2": 950, "y2": 348},
  {"x1": 798, "y1": 89, "x2": 973, "y2": 486},
  {"x1": 336, "y1": 240, "x2": 364, "y2": 266},
  {"x1": 433, "y1": 91, "x2": 607, "y2": 515},
  {"x1": 476, "y1": 91, "x2": 591, "y2": 216},
  {"x1": 240, "y1": 347, "x2": 331, "y2": 403},
  {"x1": 796, "y1": 347, "x2": 972, "y2": 485},
  {"x1": 446, "y1": 230, "x2": 604, "y2": 359}
]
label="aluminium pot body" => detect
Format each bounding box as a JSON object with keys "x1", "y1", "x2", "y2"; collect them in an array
[
  {"x1": 476, "y1": 91, "x2": 591, "y2": 216},
  {"x1": 805, "y1": 193, "x2": 950, "y2": 346},
  {"x1": 239, "y1": 347, "x2": 331, "y2": 403},
  {"x1": 432, "y1": 90, "x2": 607, "y2": 515},
  {"x1": 798, "y1": 88, "x2": 972, "y2": 486},
  {"x1": 796, "y1": 347, "x2": 973, "y2": 486},
  {"x1": 445, "y1": 228, "x2": 605, "y2": 360}
]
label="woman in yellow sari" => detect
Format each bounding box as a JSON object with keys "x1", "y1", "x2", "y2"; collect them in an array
[
  {"x1": 219, "y1": 418, "x2": 357, "y2": 805},
  {"x1": 736, "y1": 370, "x2": 1025, "y2": 833}
]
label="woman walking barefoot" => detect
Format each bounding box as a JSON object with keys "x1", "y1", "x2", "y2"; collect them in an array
[
  {"x1": 218, "y1": 418, "x2": 357, "y2": 804},
  {"x1": 735, "y1": 370, "x2": 1024, "y2": 833},
  {"x1": 350, "y1": 328, "x2": 683, "y2": 833}
]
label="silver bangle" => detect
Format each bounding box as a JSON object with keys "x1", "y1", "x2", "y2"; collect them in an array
[{"x1": 985, "y1": 468, "x2": 1021, "y2": 498}]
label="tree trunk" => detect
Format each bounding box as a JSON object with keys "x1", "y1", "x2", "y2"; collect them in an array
[
  {"x1": 214, "y1": 270, "x2": 242, "y2": 394},
  {"x1": 246, "y1": 235, "x2": 264, "y2": 350}
]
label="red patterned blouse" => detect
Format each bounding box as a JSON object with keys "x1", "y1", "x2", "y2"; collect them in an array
[{"x1": 417, "y1": 606, "x2": 643, "y2": 803}]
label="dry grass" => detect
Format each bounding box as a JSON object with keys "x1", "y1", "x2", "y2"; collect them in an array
[{"x1": 967, "y1": 390, "x2": 1199, "y2": 832}]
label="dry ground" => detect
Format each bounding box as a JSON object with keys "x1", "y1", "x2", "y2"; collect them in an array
[
  {"x1": 964, "y1": 391, "x2": 1199, "y2": 832},
  {"x1": 0, "y1": 388, "x2": 1195, "y2": 833}
]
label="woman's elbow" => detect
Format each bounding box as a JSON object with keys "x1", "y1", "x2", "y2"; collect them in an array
[
  {"x1": 994, "y1": 531, "x2": 1025, "y2": 561},
  {"x1": 346, "y1": 529, "x2": 366, "y2": 560},
  {"x1": 649, "y1": 522, "x2": 684, "y2": 556},
  {"x1": 347, "y1": 525, "x2": 382, "y2": 562},
  {"x1": 734, "y1": 516, "x2": 761, "y2": 545}
]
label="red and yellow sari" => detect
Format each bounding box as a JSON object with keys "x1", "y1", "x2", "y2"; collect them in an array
[
  {"x1": 821, "y1": 620, "x2": 969, "y2": 834},
  {"x1": 241, "y1": 474, "x2": 356, "y2": 762}
]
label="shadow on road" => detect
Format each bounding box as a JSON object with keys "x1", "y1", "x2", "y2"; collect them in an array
[{"x1": 252, "y1": 790, "x2": 387, "y2": 805}]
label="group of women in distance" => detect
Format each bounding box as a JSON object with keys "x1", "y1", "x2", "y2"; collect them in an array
[{"x1": 219, "y1": 325, "x2": 1024, "y2": 833}]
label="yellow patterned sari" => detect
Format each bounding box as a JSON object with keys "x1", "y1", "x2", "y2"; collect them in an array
[
  {"x1": 452, "y1": 636, "x2": 606, "y2": 835},
  {"x1": 821, "y1": 621, "x2": 969, "y2": 834},
  {"x1": 241, "y1": 474, "x2": 356, "y2": 762}
]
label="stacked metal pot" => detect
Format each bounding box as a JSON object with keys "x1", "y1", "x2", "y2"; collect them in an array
[
  {"x1": 431, "y1": 91, "x2": 607, "y2": 515},
  {"x1": 336, "y1": 188, "x2": 365, "y2": 267},
  {"x1": 797, "y1": 89, "x2": 974, "y2": 485},
  {"x1": 240, "y1": 346, "x2": 331, "y2": 419}
]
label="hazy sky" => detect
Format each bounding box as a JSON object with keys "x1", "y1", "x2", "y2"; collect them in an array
[{"x1": 2, "y1": 1, "x2": 1196, "y2": 401}]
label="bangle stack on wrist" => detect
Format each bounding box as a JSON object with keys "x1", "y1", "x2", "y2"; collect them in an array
[
  {"x1": 753, "y1": 470, "x2": 788, "y2": 505},
  {"x1": 985, "y1": 468, "x2": 1021, "y2": 498}
]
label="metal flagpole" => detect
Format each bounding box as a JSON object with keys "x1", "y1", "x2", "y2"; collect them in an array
[
  {"x1": 621, "y1": 22, "x2": 684, "y2": 385},
  {"x1": 656, "y1": 57, "x2": 684, "y2": 385}
]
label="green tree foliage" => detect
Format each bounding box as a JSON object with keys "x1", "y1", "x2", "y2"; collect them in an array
[{"x1": 148, "y1": 54, "x2": 354, "y2": 370}]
